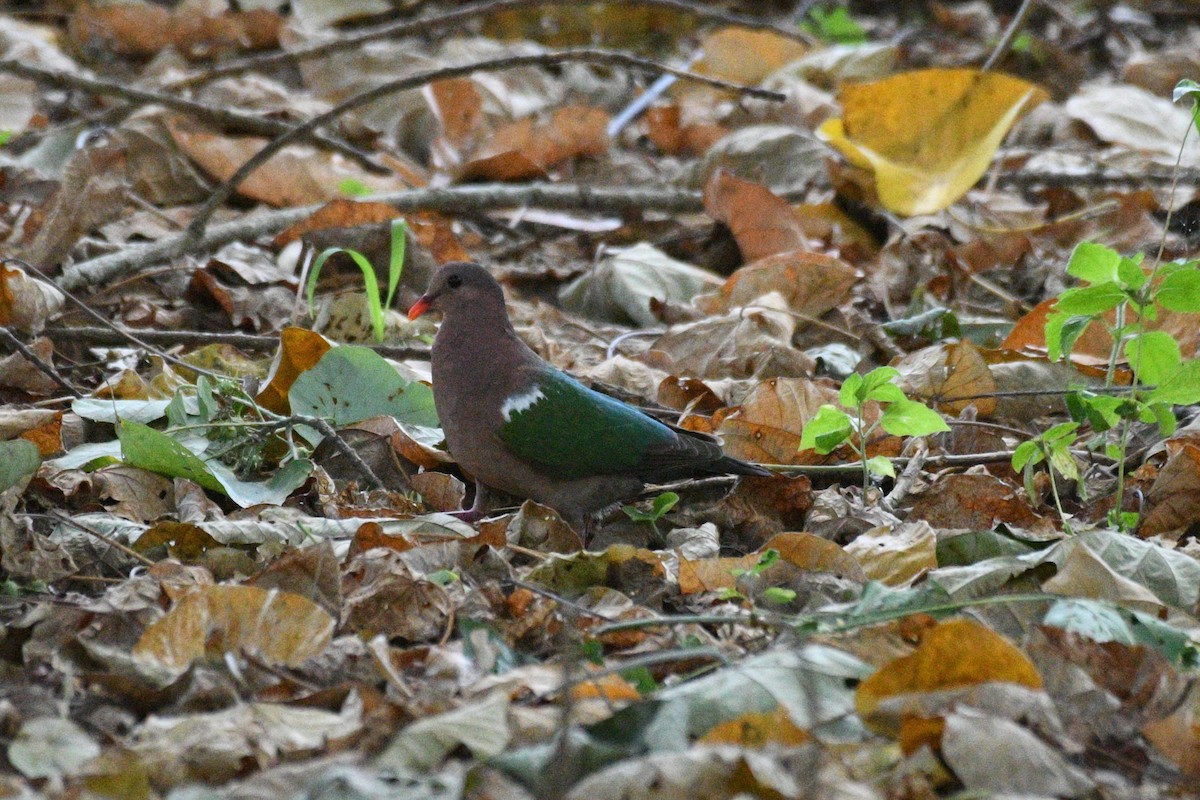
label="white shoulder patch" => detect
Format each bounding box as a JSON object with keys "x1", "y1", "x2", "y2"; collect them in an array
[{"x1": 501, "y1": 385, "x2": 546, "y2": 422}]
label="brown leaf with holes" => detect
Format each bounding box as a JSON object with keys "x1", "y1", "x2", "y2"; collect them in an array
[
  {"x1": 908, "y1": 473, "x2": 1049, "y2": 531},
  {"x1": 718, "y1": 378, "x2": 840, "y2": 464},
  {"x1": 895, "y1": 340, "x2": 998, "y2": 416},
  {"x1": 696, "y1": 250, "x2": 858, "y2": 318}
]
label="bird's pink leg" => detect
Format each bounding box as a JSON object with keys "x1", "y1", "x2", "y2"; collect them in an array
[{"x1": 445, "y1": 479, "x2": 489, "y2": 522}]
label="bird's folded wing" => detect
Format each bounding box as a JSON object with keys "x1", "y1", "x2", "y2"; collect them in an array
[{"x1": 497, "y1": 369, "x2": 718, "y2": 481}]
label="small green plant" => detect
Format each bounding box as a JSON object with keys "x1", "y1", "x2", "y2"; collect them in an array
[
  {"x1": 1012, "y1": 422, "x2": 1083, "y2": 532},
  {"x1": 337, "y1": 178, "x2": 373, "y2": 197},
  {"x1": 1038, "y1": 241, "x2": 1200, "y2": 529},
  {"x1": 721, "y1": 549, "x2": 798, "y2": 605},
  {"x1": 306, "y1": 218, "x2": 408, "y2": 341},
  {"x1": 622, "y1": 491, "x2": 679, "y2": 541},
  {"x1": 802, "y1": 5, "x2": 866, "y2": 44},
  {"x1": 799, "y1": 366, "x2": 949, "y2": 490}
]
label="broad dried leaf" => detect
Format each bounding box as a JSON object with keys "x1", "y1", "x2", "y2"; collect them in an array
[
  {"x1": 1140, "y1": 437, "x2": 1200, "y2": 540},
  {"x1": 0, "y1": 262, "x2": 64, "y2": 336},
  {"x1": 678, "y1": 531, "x2": 862, "y2": 595},
  {"x1": 691, "y1": 27, "x2": 808, "y2": 87},
  {"x1": 702, "y1": 170, "x2": 808, "y2": 262},
  {"x1": 844, "y1": 521, "x2": 938, "y2": 586},
  {"x1": 908, "y1": 473, "x2": 1048, "y2": 531},
  {"x1": 717, "y1": 378, "x2": 840, "y2": 464},
  {"x1": 895, "y1": 341, "x2": 997, "y2": 416},
  {"x1": 133, "y1": 584, "x2": 335, "y2": 673},
  {"x1": 256, "y1": 327, "x2": 333, "y2": 415},
  {"x1": 696, "y1": 250, "x2": 858, "y2": 319},
  {"x1": 697, "y1": 707, "x2": 810, "y2": 746},
  {"x1": 459, "y1": 106, "x2": 609, "y2": 181},
  {"x1": 818, "y1": 68, "x2": 1047, "y2": 215},
  {"x1": 857, "y1": 619, "x2": 1043, "y2": 728},
  {"x1": 166, "y1": 116, "x2": 422, "y2": 207}
]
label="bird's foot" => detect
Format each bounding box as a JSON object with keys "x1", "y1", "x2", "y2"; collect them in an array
[
  {"x1": 446, "y1": 480, "x2": 491, "y2": 524},
  {"x1": 445, "y1": 508, "x2": 486, "y2": 523}
]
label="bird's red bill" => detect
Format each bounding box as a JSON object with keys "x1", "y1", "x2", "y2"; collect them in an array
[{"x1": 407, "y1": 297, "x2": 431, "y2": 320}]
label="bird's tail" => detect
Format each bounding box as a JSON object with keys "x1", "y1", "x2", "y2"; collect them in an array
[{"x1": 711, "y1": 455, "x2": 773, "y2": 478}]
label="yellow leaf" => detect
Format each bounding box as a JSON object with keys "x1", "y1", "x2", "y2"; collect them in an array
[
  {"x1": 818, "y1": 68, "x2": 1047, "y2": 215},
  {"x1": 699, "y1": 708, "x2": 811, "y2": 747},
  {"x1": 856, "y1": 619, "x2": 1042, "y2": 732},
  {"x1": 133, "y1": 584, "x2": 334, "y2": 673}
]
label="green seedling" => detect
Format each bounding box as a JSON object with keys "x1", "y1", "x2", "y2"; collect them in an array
[
  {"x1": 799, "y1": 366, "x2": 949, "y2": 491},
  {"x1": 307, "y1": 218, "x2": 408, "y2": 341},
  {"x1": 622, "y1": 491, "x2": 679, "y2": 541}
]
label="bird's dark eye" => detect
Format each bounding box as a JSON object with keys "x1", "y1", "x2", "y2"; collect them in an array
[{"x1": 447, "y1": 274, "x2": 463, "y2": 288}]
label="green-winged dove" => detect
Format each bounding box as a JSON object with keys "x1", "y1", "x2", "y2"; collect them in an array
[{"x1": 408, "y1": 262, "x2": 770, "y2": 531}]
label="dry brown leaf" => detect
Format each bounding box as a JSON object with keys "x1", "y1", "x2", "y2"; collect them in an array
[
  {"x1": 1140, "y1": 436, "x2": 1200, "y2": 540},
  {"x1": 908, "y1": 473, "x2": 1048, "y2": 531},
  {"x1": 133, "y1": 585, "x2": 335, "y2": 673},
  {"x1": 697, "y1": 250, "x2": 858, "y2": 319},
  {"x1": 717, "y1": 377, "x2": 839, "y2": 465},
  {"x1": 702, "y1": 170, "x2": 808, "y2": 262},
  {"x1": 895, "y1": 341, "x2": 998, "y2": 417},
  {"x1": 698, "y1": 707, "x2": 811, "y2": 746},
  {"x1": 459, "y1": 106, "x2": 610, "y2": 182}
]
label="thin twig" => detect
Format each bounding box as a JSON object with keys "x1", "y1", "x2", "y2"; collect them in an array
[
  {"x1": 44, "y1": 325, "x2": 429, "y2": 359},
  {"x1": 4, "y1": 258, "x2": 226, "y2": 381},
  {"x1": 56, "y1": 183, "x2": 745, "y2": 291},
  {"x1": 0, "y1": 327, "x2": 82, "y2": 398},
  {"x1": 170, "y1": 0, "x2": 815, "y2": 88},
  {"x1": 982, "y1": 0, "x2": 1040, "y2": 72},
  {"x1": 183, "y1": 48, "x2": 787, "y2": 242},
  {"x1": 0, "y1": 59, "x2": 384, "y2": 172},
  {"x1": 289, "y1": 415, "x2": 386, "y2": 491},
  {"x1": 42, "y1": 511, "x2": 156, "y2": 568}
]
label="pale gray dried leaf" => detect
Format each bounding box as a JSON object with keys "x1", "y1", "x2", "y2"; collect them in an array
[
  {"x1": 941, "y1": 710, "x2": 1094, "y2": 797},
  {"x1": 686, "y1": 125, "x2": 826, "y2": 191},
  {"x1": 559, "y1": 243, "x2": 721, "y2": 327}
]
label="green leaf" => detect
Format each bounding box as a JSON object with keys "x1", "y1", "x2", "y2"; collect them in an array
[
  {"x1": 308, "y1": 247, "x2": 385, "y2": 341},
  {"x1": 117, "y1": 421, "x2": 313, "y2": 507},
  {"x1": 802, "y1": 5, "x2": 866, "y2": 43},
  {"x1": 289, "y1": 346, "x2": 438, "y2": 428},
  {"x1": 1156, "y1": 266, "x2": 1200, "y2": 312},
  {"x1": 1146, "y1": 401, "x2": 1178, "y2": 436},
  {"x1": 859, "y1": 367, "x2": 900, "y2": 398},
  {"x1": 1067, "y1": 242, "x2": 1121, "y2": 284},
  {"x1": 1174, "y1": 78, "x2": 1200, "y2": 105},
  {"x1": 1054, "y1": 282, "x2": 1125, "y2": 315},
  {"x1": 1011, "y1": 439, "x2": 1041, "y2": 472},
  {"x1": 1117, "y1": 256, "x2": 1147, "y2": 290},
  {"x1": 762, "y1": 587, "x2": 798, "y2": 604},
  {"x1": 799, "y1": 405, "x2": 853, "y2": 453},
  {"x1": 0, "y1": 439, "x2": 41, "y2": 495},
  {"x1": 866, "y1": 455, "x2": 895, "y2": 478},
  {"x1": 1066, "y1": 392, "x2": 1122, "y2": 431},
  {"x1": 338, "y1": 178, "x2": 372, "y2": 197},
  {"x1": 838, "y1": 373, "x2": 863, "y2": 408},
  {"x1": 1150, "y1": 360, "x2": 1200, "y2": 405},
  {"x1": 651, "y1": 491, "x2": 680, "y2": 517},
  {"x1": 118, "y1": 421, "x2": 224, "y2": 493},
  {"x1": 1045, "y1": 312, "x2": 1096, "y2": 362},
  {"x1": 1125, "y1": 330, "x2": 1181, "y2": 385},
  {"x1": 384, "y1": 219, "x2": 407, "y2": 317},
  {"x1": 878, "y1": 399, "x2": 949, "y2": 437},
  {"x1": 937, "y1": 529, "x2": 1036, "y2": 567}
]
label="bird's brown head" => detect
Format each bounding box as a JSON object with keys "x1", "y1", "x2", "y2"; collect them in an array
[{"x1": 407, "y1": 261, "x2": 504, "y2": 321}]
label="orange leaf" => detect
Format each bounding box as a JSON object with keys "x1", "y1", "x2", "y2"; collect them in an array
[
  {"x1": 255, "y1": 327, "x2": 333, "y2": 414},
  {"x1": 856, "y1": 619, "x2": 1042, "y2": 730}
]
